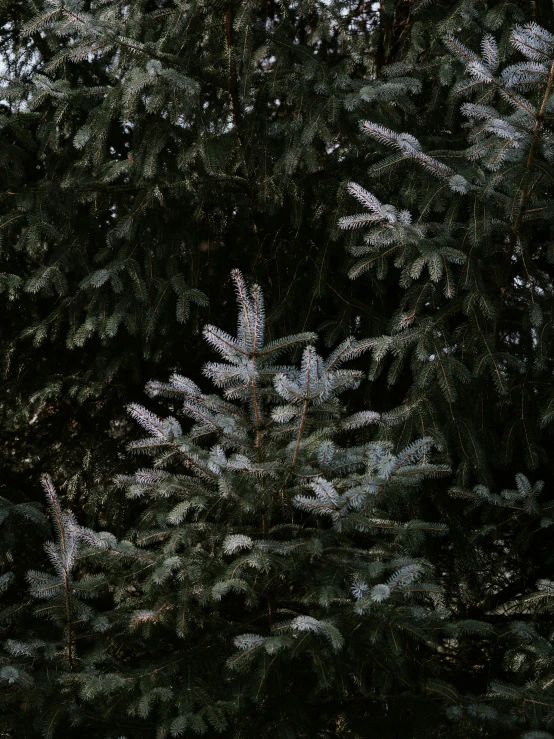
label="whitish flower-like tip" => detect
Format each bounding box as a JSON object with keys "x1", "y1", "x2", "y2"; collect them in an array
[
  {"x1": 351, "y1": 580, "x2": 369, "y2": 600},
  {"x1": 381, "y1": 204, "x2": 397, "y2": 223},
  {"x1": 370, "y1": 584, "x2": 391, "y2": 602},
  {"x1": 234, "y1": 633, "x2": 265, "y2": 649},
  {"x1": 449, "y1": 174, "x2": 469, "y2": 193},
  {"x1": 132, "y1": 610, "x2": 159, "y2": 624},
  {"x1": 223, "y1": 534, "x2": 254, "y2": 555},
  {"x1": 396, "y1": 133, "x2": 421, "y2": 153},
  {"x1": 146, "y1": 59, "x2": 162, "y2": 75},
  {"x1": 0, "y1": 666, "x2": 20, "y2": 684},
  {"x1": 467, "y1": 60, "x2": 493, "y2": 81}
]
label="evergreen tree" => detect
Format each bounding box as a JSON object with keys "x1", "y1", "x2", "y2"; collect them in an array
[
  {"x1": 337, "y1": 15, "x2": 554, "y2": 738},
  {"x1": 1, "y1": 271, "x2": 450, "y2": 736},
  {"x1": 339, "y1": 12, "x2": 554, "y2": 595},
  {"x1": 0, "y1": 0, "x2": 381, "y2": 519},
  {"x1": 2, "y1": 1, "x2": 554, "y2": 737},
  {"x1": 0, "y1": 0, "x2": 547, "y2": 522}
]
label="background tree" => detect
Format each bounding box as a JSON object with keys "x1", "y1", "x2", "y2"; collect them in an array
[
  {"x1": 338, "y1": 15, "x2": 554, "y2": 734},
  {"x1": 0, "y1": 0, "x2": 381, "y2": 525}
]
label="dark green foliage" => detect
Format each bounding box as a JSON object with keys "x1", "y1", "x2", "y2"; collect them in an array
[
  {"x1": 0, "y1": 0, "x2": 551, "y2": 510},
  {"x1": 1, "y1": 273, "x2": 451, "y2": 736},
  {"x1": 340, "y1": 22, "x2": 554, "y2": 482},
  {"x1": 2, "y1": 0, "x2": 554, "y2": 737},
  {"x1": 334, "y1": 15, "x2": 554, "y2": 734},
  {"x1": 0, "y1": 0, "x2": 383, "y2": 518}
]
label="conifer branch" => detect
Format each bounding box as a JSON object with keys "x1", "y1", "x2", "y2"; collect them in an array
[
  {"x1": 510, "y1": 56, "x2": 554, "y2": 254},
  {"x1": 41, "y1": 475, "x2": 74, "y2": 672}
]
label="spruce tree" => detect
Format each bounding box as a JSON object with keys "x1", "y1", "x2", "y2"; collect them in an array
[
  {"x1": 0, "y1": 0, "x2": 546, "y2": 519},
  {"x1": 0, "y1": 0, "x2": 381, "y2": 519},
  {"x1": 2, "y1": 1, "x2": 554, "y2": 737},
  {"x1": 337, "y1": 15, "x2": 554, "y2": 737},
  {"x1": 1, "y1": 271, "x2": 450, "y2": 736}
]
